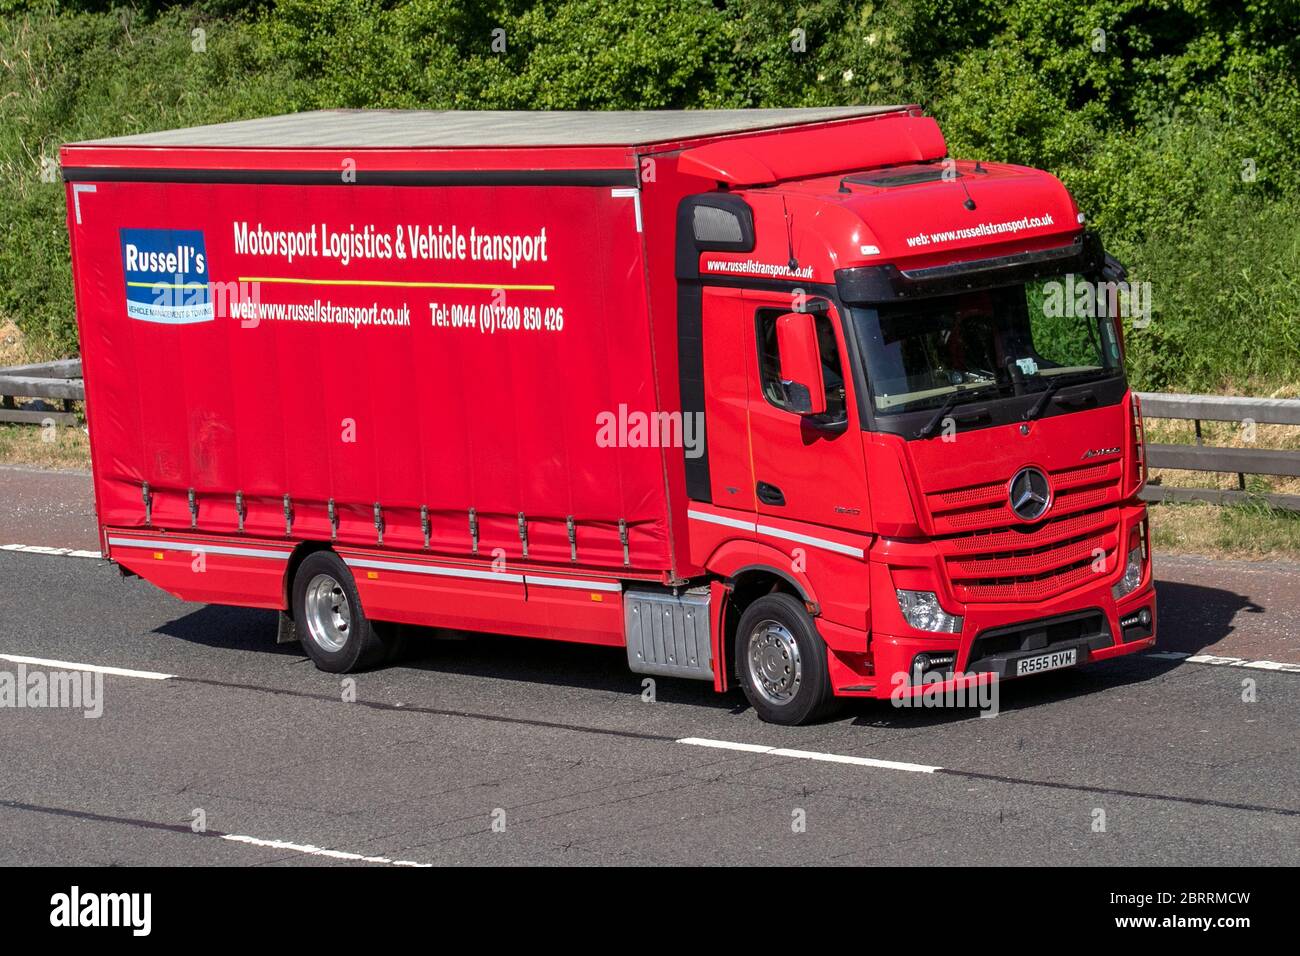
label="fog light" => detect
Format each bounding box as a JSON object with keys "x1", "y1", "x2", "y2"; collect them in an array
[
  {"x1": 1112, "y1": 543, "x2": 1144, "y2": 599},
  {"x1": 896, "y1": 590, "x2": 963, "y2": 633},
  {"x1": 1121, "y1": 608, "x2": 1153, "y2": 627},
  {"x1": 1119, "y1": 605, "x2": 1154, "y2": 641},
  {"x1": 911, "y1": 651, "x2": 957, "y2": 681}
]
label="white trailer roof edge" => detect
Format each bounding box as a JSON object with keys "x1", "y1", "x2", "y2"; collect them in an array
[{"x1": 70, "y1": 106, "x2": 912, "y2": 150}]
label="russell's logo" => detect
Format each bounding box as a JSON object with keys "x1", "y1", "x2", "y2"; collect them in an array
[
  {"x1": 119, "y1": 228, "x2": 213, "y2": 325},
  {"x1": 1008, "y1": 466, "x2": 1052, "y2": 521}
]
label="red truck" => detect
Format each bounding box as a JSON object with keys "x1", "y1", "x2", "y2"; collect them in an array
[{"x1": 61, "y1": 106, "x2": 1155, "y2": 724}]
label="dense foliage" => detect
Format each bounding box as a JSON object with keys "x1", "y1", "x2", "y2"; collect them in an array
[{"x1": 2, "y1": 0, "x2": 1297, "y2": 391}]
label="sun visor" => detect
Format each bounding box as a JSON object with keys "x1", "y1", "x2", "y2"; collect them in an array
[{"x1": 676, "y1": 113, "x2": 946, "y2": 187}]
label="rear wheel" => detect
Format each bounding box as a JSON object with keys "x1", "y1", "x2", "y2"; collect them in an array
[
  {"x1": 292, "y1": 551, "x2": 394, "y2": 672},
  {"x1": 735, "y1": 593, "x2": 836, "y2": 725}
]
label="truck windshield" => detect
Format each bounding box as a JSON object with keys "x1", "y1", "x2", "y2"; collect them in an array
[{"x1": 848, "y1": 273, "x2": 1124, "y2": 414}]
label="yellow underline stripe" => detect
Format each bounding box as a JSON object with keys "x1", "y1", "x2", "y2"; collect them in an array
[
  {"x1": 126, "y1": 281, "x2": 209, "y2": 289},
  {"x1": 237, "y1": 276, "x2": 554, "y2": 291}
]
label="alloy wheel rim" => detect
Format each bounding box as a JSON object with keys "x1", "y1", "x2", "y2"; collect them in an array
[
  {"x1": 303, "y1": 573, "x2": 352, "y2": 653},
  {"x1": 747, "y1": 620, "x2": 802, "y2": 705}
]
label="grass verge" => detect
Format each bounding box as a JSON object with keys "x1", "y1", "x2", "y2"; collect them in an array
[
  {"x1": 0, "y1": 420, "x2": 90, "y2": 470},
  {"x1": 1149, "y1": 501, "x2": 1300, "y2": 561}
]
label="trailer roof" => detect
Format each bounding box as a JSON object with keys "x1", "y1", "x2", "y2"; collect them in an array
[{"x1": 72, "y1": 107, "x2": 907, "y2": 149}]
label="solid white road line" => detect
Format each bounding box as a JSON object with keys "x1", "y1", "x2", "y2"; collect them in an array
[
  {"x1": 677, "y1": 737, "x2": 941, "y2": 774},
  {"x1": 1, "y1": 544, "x2": 101, "y2": 558},
  {"x1": 0, "y1": 654, "x2": 173, "y2": 681},
  {"x1": 1146, "y1": 650, "x2": 1300, "y2": 673},
  {"x1": 220, "y1": 833, "x2": 432, "y2": 867}
]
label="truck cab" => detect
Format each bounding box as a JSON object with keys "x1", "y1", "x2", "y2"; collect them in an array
[{"x1": 672, "y1": 126, "x2": 1156, "y2": 723}]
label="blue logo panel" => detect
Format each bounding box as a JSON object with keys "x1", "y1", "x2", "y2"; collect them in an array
[{"x1": 119, "y1": 229, "x2": 213, "y2": 324}]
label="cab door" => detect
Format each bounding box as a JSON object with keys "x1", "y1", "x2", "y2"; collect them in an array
[
  {"x1": 743, "y1": 292, "x2": 870, "y2": 533},
  {"x1": 699, "y1": 285, "x2": 756, "y2": 513}
]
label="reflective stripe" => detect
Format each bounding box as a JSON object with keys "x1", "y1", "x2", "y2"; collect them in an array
[
  {"x1": 687, "y1": 509, "x2": 865, "y2": 559},
  {"x1": 526, "y1": 574, "x2": 621, "y2": 592},
  {"x1": 107, "y1": 537, "x2": 291, "y2": 560},
  {"x1": 686, "y1": 509, "x2": 757, "y2": 532},
  {"x1": 110, "y1": 536, "x2": 624, "y2": 591},
  {"x1": 610, "y1": 187, "x2": 643, "y2": 232},
  {"x1": 343, "y1": 556, "x2": 621, "y2": 592},
  {"x1": 756, "y1": 523, "x2": 865, "y2": 559},
  {"x1": 345, "y1": 556, "x2": 524, "y2": 584}
]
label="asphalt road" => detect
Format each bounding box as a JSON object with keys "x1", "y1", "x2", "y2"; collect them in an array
[
  {"x1": 0, "y1": 545, "x2": 1297, "y2": 866},
  {"x1": 1, "y1": 464, "x2": 1297, "y2": 865}
]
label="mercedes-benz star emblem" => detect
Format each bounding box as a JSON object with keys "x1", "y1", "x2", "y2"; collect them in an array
[{"x1": 1008, "y1": 467, "x2": 1051, "y2": 521}]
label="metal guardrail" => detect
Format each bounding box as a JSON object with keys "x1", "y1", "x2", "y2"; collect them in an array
[
  {"x1": 0, "y1": 359, "x2": 83, "y2": 426},
  {"x1": 2, "y1": 372, "x2": 1297, "y2": 509},
  {"x1": 1137, "y1": 391, "x2": 1300, "y2": 510}
]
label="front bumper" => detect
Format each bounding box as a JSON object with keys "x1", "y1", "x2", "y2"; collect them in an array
[{"x1": 861, "y1": 577, "x2": 1156, "y2": 699}]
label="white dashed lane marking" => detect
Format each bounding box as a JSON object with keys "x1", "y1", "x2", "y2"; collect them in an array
[
  {"x1": 678, "y1": 737, "x2": 941, "y2": 774},
  {"x1": 0, "y1": 654, "x2": 174, "y2": 681},
  {"x1": 220, "y1": 834, "x2": 431, "y2": 867},
  {"x1": 0, "y1": 797, "x2": 435, "y2": 868},
  {"x1": 1147, "y1": 651, "x2": 1300, "y2": 673},
  {"x1": 1, "y1": 544, "x2": 101, "y2": 558}
]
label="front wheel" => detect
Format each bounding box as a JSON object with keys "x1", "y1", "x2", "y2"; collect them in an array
[
  {"x1": 735, "y1": 593, "x2": 836, "y2": 725},
  {"x1": 292, "y1": 551, "x2": 395, "y2": 673}
]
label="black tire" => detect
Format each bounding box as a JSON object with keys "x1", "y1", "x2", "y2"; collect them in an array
[
  {"x1": 735, "y1": 592, "x2": 837, "y2": 725},
  {"x1": 292, "y1": 551, "x2": 394, "y2": 673}
]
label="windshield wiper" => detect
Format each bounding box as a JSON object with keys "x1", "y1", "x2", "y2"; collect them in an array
[
  {"x1": 914, "y1": 383, "x2": 1001, "y2": 438},
  {"x1": 1024, "y1": 373, "x2": 1097, "y2": 420}
]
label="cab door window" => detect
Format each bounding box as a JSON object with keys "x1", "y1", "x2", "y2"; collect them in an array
[{"x1": 755, "y1": 308, "x2": 848, "y2": 425}]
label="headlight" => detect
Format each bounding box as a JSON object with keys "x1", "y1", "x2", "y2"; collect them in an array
[
  {"x1": 1112, "y1": 543, "x2": 1144, "y2": 599},
  {"x1": 895, "y1": 589, "x2": 963, "y2": 633}
]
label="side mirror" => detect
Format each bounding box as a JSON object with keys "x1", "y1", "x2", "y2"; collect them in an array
[{"x1": 776, "y1": 312, "x2": 827, "y2": 416}]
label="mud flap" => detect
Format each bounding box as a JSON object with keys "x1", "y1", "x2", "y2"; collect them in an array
[
  {"x1": 276, "y1": 611, "x2": 300, "y2": 645},
  {"x1": 710, "y1": 580, "x2": 729, "y2": 693}
]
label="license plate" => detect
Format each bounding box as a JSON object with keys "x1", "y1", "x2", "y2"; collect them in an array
[{"x1": 1015, "y1": 647, "x2": 1078, "y2": 676}]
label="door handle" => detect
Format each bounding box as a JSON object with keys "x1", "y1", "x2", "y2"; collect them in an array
[{"x1": 756, "y1": 481, "x2": 786, "y2": 506}]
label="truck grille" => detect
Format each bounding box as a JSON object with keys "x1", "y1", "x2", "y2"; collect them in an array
[{"x1": 928, "y1": 460, "x2": 1124, "y2": 604}]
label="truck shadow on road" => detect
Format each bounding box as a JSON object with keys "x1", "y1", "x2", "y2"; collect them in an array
[
  {"x1": 151, "y1": 577, "x2": 1260, "y2": 727},
  {"x1": 1149, "y1": 578, "x2": 1265, "y2": 657},
  {"x1": 154, "y1": 606, "x2": 302, "y2": 657}
]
